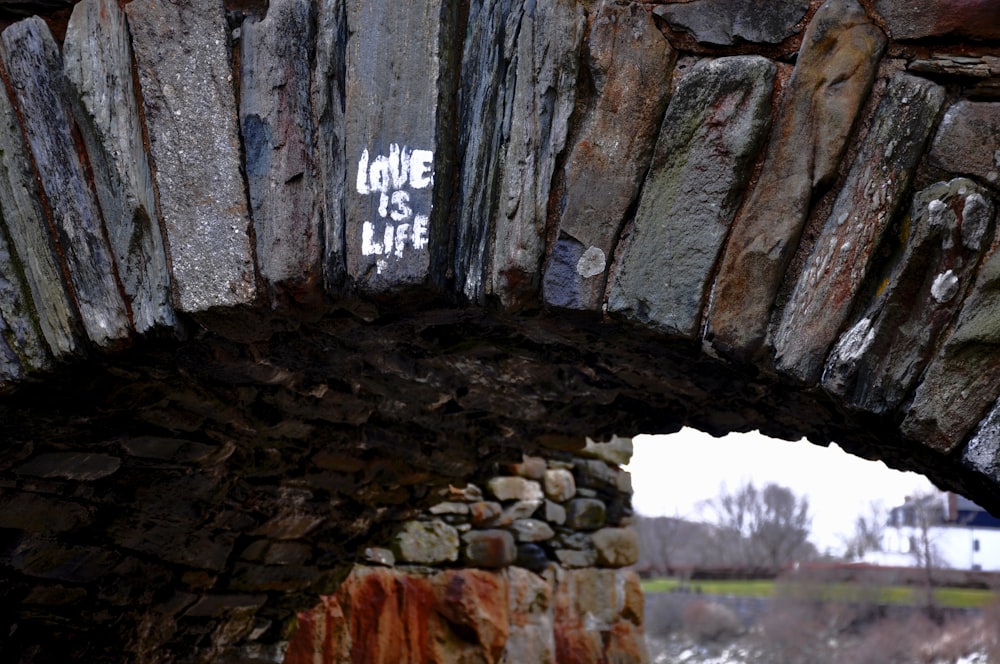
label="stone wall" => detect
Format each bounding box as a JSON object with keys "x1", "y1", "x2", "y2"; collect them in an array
[
  {"x1": 286, "y1": 438, "x2": 645, "y2": 663},
  {"x1": 0, "y1": 0, "x2": 999, "y2": 661}
]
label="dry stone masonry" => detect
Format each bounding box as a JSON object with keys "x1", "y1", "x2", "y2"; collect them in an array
[
  {"x1": 0, "y1": 0, "x2": 998, "y2": 661},
  {"x1": 285, "y1": 440, "x2": 644, "y2": 663}
]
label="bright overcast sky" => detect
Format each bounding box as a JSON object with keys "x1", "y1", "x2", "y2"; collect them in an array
[{"x1": 625, "y1": 428, "x2": 937, "y2": 555}]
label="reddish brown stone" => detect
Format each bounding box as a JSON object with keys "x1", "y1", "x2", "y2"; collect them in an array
[
  {"x1": 434, "y1": 569, "x2": 509, "y2": 661},
  {"x1": 875, "y1": 0, "x2": 1000, "y2": 40},
  {"x1": 705, "y1": 0, "x2": 885, "y2": 360}
]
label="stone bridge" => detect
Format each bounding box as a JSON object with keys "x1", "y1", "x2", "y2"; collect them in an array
[{"x1": 0, "y1": 0, "x2": 999, "y2": 660}]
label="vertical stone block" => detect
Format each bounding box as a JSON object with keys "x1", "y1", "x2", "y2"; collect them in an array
[
  {"x1": 453, "y1": 0, "x2": 517, "y2": 303},
  {"x1": 930, "y1": 101, "x2": 1000, "y2": 187},
  {"x1": 825, "y1": 179, "x2": 995, "y2": 414},
  {"x1": 241, "y1": 0, "x2": 322, "y2": 303},
  {"x1": 542, "y1": 2, "x2": 674, "y2": 312},
  {"x1": 0, "y1": 221, "x2": 49, "y2": 375},
  {"x1": 0, "y1": 55, "x2": 78, "y2": 359},
  {"x1": 127, "y1": 0, "x2": 257, "y2": 312},
  {"x1": 489, "y1": 0, "x2": 585, "y2": 309},
  {"x1": 1, "y1": 17, "x2": 131, "y2": 346},
  {"x1": 312, "y1": 0, "x2": 348, "y2": 289},
  {"x1": 904, "y1": 204, "x2": 1000, "y2": 452},
  {"x1": 705, "y1": 0, "x2": 885, "y2": 359},
  {"x1": 344, "y1": 0, "x2": 456, "y2": 292},
  {"x1": 773, "y1": 73, "x2": 946, "y2": 383},
  {"x1": 63, "y1": 0, "x2": 175, "y2": 334},
  {"x1": 607, "y1": 56, "x2": 774, "y2": 336}
]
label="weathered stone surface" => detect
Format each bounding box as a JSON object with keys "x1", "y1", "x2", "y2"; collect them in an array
[
  {"x1": 391, "y1": 519, "x2": 459, "y2": 564},
  {"x1": 488, "y1": 476, "x2": 543, "y2": 502},
  {"x1": 930, "y1": 101, "x2": 1000, "y2": 188},
  {"x1": 463, "y1": 529, "x2": 516, "y2": 568},
  {"x1": 904, "y1": 205, "x2": 1000, "y2": 451},
  {"x1": 963, "y1": 400, "x2": 1000, "y2": 484},
  {"x1": 344, "y1": 0, "x2": 453, "y2": 291},
  {"x1": 1, "y1": 18, "x2": 130, "y2": 347},
  {"x1": 0, "y1": 225, "x2": 46, "y2": 378},
  {"x1": 874, "y1": 0, "x2": 1000, "y2": 41},
  {"x1": 0, "y1": 493, "x2": 91, "y2": 533},
  {"x1": 543, "y1": 3, "x2": 674, "y2": 311},
  {"x1": 470, "y1": 501, "x2": 504, "y2": 526},
  {"x1": 63, "y1": 0, "x2": 174, "y2": 334},
  {"x1": 453, "y1": 0, "x2": 515, "y2": 303},
  {"x1": 544, "y1": 468, "x2": 576, "y2": 502},
  {"x1": 485, "y1": 499, "x2": 544, "y2": 527},
  {"x1": 773, "y1": 73, "x2": 946, "y2": 383},
  {"x1": 607, "y1": 56, "x2": 774, "y2": 336},
  {"x1": 510, "y1": 518, "x2": 555, "y2": 543},
  {"x1": 127, "y1": 0, "x2": 257, "y2": 312},
  {"x1": 16, "y1": 453, "x2": 121, "y2": 480},
  {"x1": 429, "y1": 500, "x2": 470, "y2": 516},
  {"x1": 554, "y1": 569, "x2": 648, "y2": 663},
  {"x1": 592, "y1": 527, "x2": 639, "y2": 567},
  {"x1": 311, "y1": 0, "x2": 348, "y2": 288},
  {"x1": 508, "y1": 455, "x2": 547, "y2": 480},
  {"x1": 515, "y1": 543, "x2": 550, "y2": 573},
  {"x1": 706, "y1": 0, "x2": 885, "y2": 359},
  {"x1": 241, "y1": 0, "x2": 321, "y2": 302},
  {"x1": 490, "y1": 0, "x2": 585, "y2": 308},
  {"x1": 574, "y1": 458, "x2": 627, "y2": 493},
  {"x1": 555, "y1": 549, "x2": 598, "y2": 568},
  {"x1": 363, "y1": 547, "x2": 395, "y2": 567},
  {"x1": 566, "y1": 498, "x2": 607, "y2": 531},
  {"x1": 544, "y1": 500, "x2": 567, "y2": 526},
  {"x1": 434, "y1": 570, "x2": 510, "y2": 662},
  {"x1": 0, "y1": 67, "x2": 78, "y2": 361},
  {"x1": 504, "y1": 566, "x2": 555, "y2": 663},
  {"x1": 654, "y1": 0, "x2": 809, "y2": 46},
  {"x1": 579, "y1": 434, "x2": 633, "y2": 466},
  {"x1": 824, "y1": 179, "x2": 995, "y2": 413}
]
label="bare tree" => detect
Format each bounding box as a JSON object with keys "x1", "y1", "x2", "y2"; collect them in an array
[
  {"x1": 843, "y1": 500, "x2": 886, "y2": 560},
  {"x1": 704, "y1": 481, "x2": 815, "y2": 572}
]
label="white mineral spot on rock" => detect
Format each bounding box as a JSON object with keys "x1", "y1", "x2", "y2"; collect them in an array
[
  {"x1": 963, "y1": 193, "x2": 991, "y2": 250},
  {"x1": 576, "y1": 245, "x2": 606, "y2": 279},
  {"x1": 931, "y1": 270, "x2": 959, "y2": 303},
  {"x1": 833, "y1": 317, "x2": 875, "y2": 363}
]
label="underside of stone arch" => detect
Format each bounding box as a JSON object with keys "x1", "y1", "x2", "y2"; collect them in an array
[{"x1": 1, "y1": 0, "x2": 1000, "y2": 661}]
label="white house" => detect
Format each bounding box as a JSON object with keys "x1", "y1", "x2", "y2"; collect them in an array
[{"x1": 864, "y1": 492, "x2": 1000, "y2": 571}]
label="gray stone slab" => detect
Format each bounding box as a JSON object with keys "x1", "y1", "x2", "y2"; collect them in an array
[
  {"x1": 312, "y1": 0, "x2": 348, "y2": 289},
  {"x1": 241, "y1": 0, "x2": 322, "y2": 303},
  {"x1": 607, "y1": 56, "x2": 775, "y2": 337},
  {"x1": 773, "y1": 73, "x2": 946, "y2": 383},
  {"x1": 0, "y1": 57, "x2": 78, "y2": 359},
  {"x1": 453, "y1": 0, "x2": 518, "y2": 303},
  {"x1": 904, "y1": 204, "x2": 1000, "y2": 452},
  {"x1": 930, "y1": 101, "x2": 1000, "y2": 188},
  {"x1": 63, "y1": 0, "x2": 175, "y2": 334},
  {"x1": 0, "y1": 220, "x2": 48, "y2": 374},
  {"x1": 344, "y1": 0, "x2": 455, "y2": 292},
  {"x1": 824, "y1": 179, "x2": 995, "y2": 415},
  {"x1": 489, "y1": 0, "x2": 585, "y2": 309},
  {"x1": 654, "y1": 0, "x2": 810, "y2": 46},
  {"x1": 127, "y1": 0, "x2": 257, "y2": 312},
  {"x1": 543, "y1": 2, "x2": 674, "y2": 311},
  {"x1": 874, "y1": 0, "x2": 1000, "y2": 41},
  {"x1": 705, "y1": 0, "x2": 885, "y2": 360},
  {"x1": 1, "y1": 17, "x2": 131, "y2": 347}
]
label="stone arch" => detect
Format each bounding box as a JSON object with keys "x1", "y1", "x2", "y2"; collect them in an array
[{"x1": 1, "y1": 0, "x2": 1000, "y2": 660}]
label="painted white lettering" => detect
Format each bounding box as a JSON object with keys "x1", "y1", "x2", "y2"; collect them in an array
[
  {"x1": 388, "y1": 144, "x2": 411, "y2": 189},
  {"x1": 390, "y1": 191, "x2": 412, "y2": 221},
  {"x1": 410, "y1": 149, "x2": 433, "y2": 189},
  {"x1": 369, "y1": 155, "x2": 391, "y2": 194},
  {"x1": 413, "y1": 215, "x2": 429, "y2": 250},
  {"x1": 361, "y1": 221, "x2": 383, "y2": 255},
  {"x1": 356, "y1": 149, "x2": 370, "y2": 194},
  {"x1": 383, "y1": 224, "x2": 395, "y2": 257},
  {"x1": 378, "y1": 192, "x2": 389, "y2": 218},
  {"x1": 394, "y1": 223, "x2": 411, "y2": 258}
]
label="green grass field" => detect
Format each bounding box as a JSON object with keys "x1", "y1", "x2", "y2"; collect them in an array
[{"x1": 641, "y1": 577, "x2": 999, "y2": 609}]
